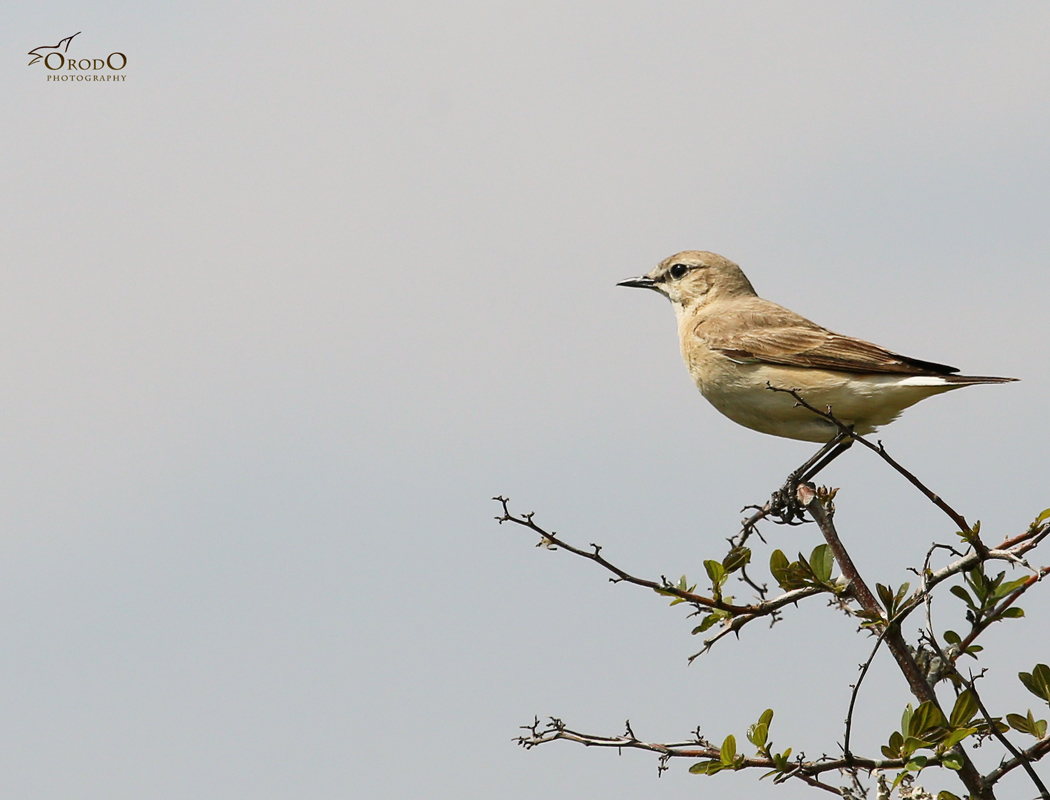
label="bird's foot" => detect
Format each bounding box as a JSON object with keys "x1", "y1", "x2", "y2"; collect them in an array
[{"x1": 768, "y1": 474, "x2": 810, "y2": 525}]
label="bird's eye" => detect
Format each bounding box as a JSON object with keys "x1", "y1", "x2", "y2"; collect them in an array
[{"x1": 669, "y1": 263, "x2": 691, "y2": 280}]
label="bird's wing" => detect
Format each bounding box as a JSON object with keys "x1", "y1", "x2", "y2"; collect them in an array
[{"x1": 698, "y1": 301, "x2": 959, "y2": 376}]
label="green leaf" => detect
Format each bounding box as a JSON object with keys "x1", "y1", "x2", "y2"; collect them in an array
[
  {"x1": 747, "y1": 722, "x2": 768, "y2": 748},
  {"x1": 692, "y1": 612, "x2": 723, "y2": 635},
  {"x1": 950, "y1": 690, "x2": 979, "y2": 727},
  {"x1": 942, "y1": 727, "x2": 978, "y2": 749},
  {"x1": 996, "y1": 576, "x2": 1029, "y2": 597},
  {"x1": 881, "y1": 730, "x2": 903, "y2": 759},
  {"x1": 657, "y1": 575, "x2": 698, "y2": 605},
  {"x1": 999, "y1": 606, "x2": 1024, "y2": 619},
  {"x1": 906, "y1": 755, "x2": 928, "y2": 771},
  {"x1": 900, "y1": 704, "x2": 914, "y2": 737},
  {"x1": 940, "y1": 752, "x2": 964, "y2": 771},
  {"x1": 950, "y1": 585, "x2": 976, "y2": 610},
  {"x1": 1008, "y1": 710, "x2": 1048, "y2": 738},
  {"x1": 956, "y1": 519, "x2": 981, "y2": 542},
  {"x1": 1007, "y1": 713, "x2": 1034, "y2": 736},
  {"x1": 809, "y1": 544, "x2": 833, "y2": 584},
  {"x1": 903, "y1": 735, "x2": 933, "y2": 756},
  {"x1": 689, "y1": 759, "x2": 723, "y2": 775},
  {"x1": 704, "y1": 559, "x2": 726, "y2": 586},
  {"x1": 770, "y1": 747, "x2": 791, "y2": 770},
  {"x1": 943, "y1": 629, "x2": 961, "y2": 645},
  {"x1": 720, "y1": 734, "x2": 737, "y2": 765},
  {"x1": 769, "y1": 550, "x2": 808, "y2": 590},
  {"x1": 1033, "y1": 507, "x2": 1050, "y2": 528},
  {"x1": 877, "y1": 582, "x2": 893, "y2": 610},
  {"x1": 894, "y1": 581, "x2": 910, "y2": 605},
  {"x1": 758, "y1": 708, "x2": 774, "y2": 727},
  {"x1": 1019, "y1": 664, "x2": 1050, "y2": 704},
  {"x1": 909, "y1": 701, "x2": 947, "y2": 737},
  {"x1": 938, "y1": 791, "x2": 963, "y2": 800},
  {"x1": 769, "y1": 549, "x2": 789, "y2": 575},
  {"x1": 722, "y1": 546, "x2": 751, "y2": 574}
]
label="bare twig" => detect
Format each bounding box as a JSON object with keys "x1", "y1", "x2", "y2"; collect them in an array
[
  {"x1": 983, "y1": 736, "x2": 1050, "y2": 787},
  {"x1": 494, "y1": 496, "x2": 824, "y2": 639},
  {"x1": 767, "y1": 385, "x2": 973, "y2": 534},
  {"x1": 843, "y1": 627, "x2": 891, "y2": 758}
]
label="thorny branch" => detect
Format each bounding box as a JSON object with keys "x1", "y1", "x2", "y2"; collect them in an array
[
  {"x1": 798, "y1": 485, "x2": 989, "y2": 798},
  {"x1": 516, "y1": 716, "x2": 903, "y2": 795},
  {"x1": 918, "y1": 551, "x2": 1050, "y2": 799},
  {"x1": 966, "y1": 671, "x2": 1050, "y2": 799},
  {"x1": 499, "y1": 394, "x2": 1050, "y2": 797},
  {"x1": 493, "y1": 495, "x2": 824, "y2": 640}
]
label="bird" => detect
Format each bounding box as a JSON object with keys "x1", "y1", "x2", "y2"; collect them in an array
[
  {"x1": 618, "y1": 251, "x2": 1016, "y2": 453},
  {"x1": 27, "y1": 32, "x2": 80, "y2": 66}
]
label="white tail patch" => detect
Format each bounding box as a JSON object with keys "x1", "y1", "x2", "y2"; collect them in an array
[{"x1": 895, "y1": 376, "x2": 954, "y2": 388}]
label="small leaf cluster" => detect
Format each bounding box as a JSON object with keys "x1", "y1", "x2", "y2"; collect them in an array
[
  {"x1": 876, "y1": 581, "x2": 911, "y2": 619},
  {"x1": 688, "y1": 709, "x2": 794, "y2": 778},
  {"x1": 1028, "y1": 507, "x2": 1050, "y2": 533},
  {"x1": 769, "y1": 544, "x2": 836, "y2": 591},
  {"x1": 880, "y1": 693, "x2": 984, "y2": 785},
  {"x1": 747, "y1": 709, "x2": 795, "y2": 778},
  {"x1": 950, "y1": 565, "x2": 1027, "y2": 627},
  {"x1": 705, "y1": 546, "x2": 751, "y2": 603},
  {"x1": 656, "y1": 575, "x2": 697, "y2": 607},
  {"x1": 942, "y1": 565, "x2": 1027, "y2": 662},
  {"x1": 687, "y1": 547, "x2": 751, "y2": 635},
  {"x1": 688, "y1": 733, "x2": 743, "y2": 775},
  {"x1": 1008, "y1": 663, "x2": 1050, "y2": 739},
  {"x1": 955, "y1": 519, "x2": 982, "y2": 547}
]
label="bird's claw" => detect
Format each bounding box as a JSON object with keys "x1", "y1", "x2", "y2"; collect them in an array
[{"x1": 768, "y1": 475, "x2": 810, "y2": 525}]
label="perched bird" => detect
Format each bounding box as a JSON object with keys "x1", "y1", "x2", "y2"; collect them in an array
[{"x1": 619, "y1": 251, "x2": 1015, "y2": 446}]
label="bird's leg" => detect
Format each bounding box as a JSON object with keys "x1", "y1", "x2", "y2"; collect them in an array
[
  {"x1": 798, "y1": 436, "x2": 854, "y2": 483},
  {"x1": 769, "y1": 432, "x2": 853, "y2": 525}
]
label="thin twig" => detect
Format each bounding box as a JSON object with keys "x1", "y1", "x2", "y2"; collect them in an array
[
  {"x1": 767, "y1": 385, "x2": 973, "y2": 534},
  {"x1": 949, "y1": 567, "x2": 1050, "y2": 666},
  {"x1": 844, "y1": 627, "x2": 891, "y2": 758},
  {"x1": 494, "y1": 496, "x2": 823, "y2": 626},
  {"x1": 963, "y1": 671, "x2": 1050, "y2": 799},
  {"x1": 983, "y1": 736, "x2": 1050, "y2": 787},
  {"x1": 516, "y1": 716, "x2": 901, "y2": 795}
]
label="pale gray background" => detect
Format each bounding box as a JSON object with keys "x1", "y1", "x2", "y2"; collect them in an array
[{"x1": 2, "y1": 3, "x2": 1049, "y2": 798}]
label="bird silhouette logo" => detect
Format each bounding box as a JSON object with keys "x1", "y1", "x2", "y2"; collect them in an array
[{"x1": 27, "y1": 32, "x2": 81, "y2": 66}]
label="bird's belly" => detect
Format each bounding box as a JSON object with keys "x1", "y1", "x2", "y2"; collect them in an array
[{"x1": 688, "y1": 360, "x2": 953, "y2": 443}]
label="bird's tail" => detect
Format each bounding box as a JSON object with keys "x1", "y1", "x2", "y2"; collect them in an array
[{"x1": 941, "y1": 375, "x2": 1018, "y2": 385}]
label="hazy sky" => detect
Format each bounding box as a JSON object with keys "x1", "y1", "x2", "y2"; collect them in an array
[{"x1": 3, "y1": 4, "x2": 1049, "y2": 798}]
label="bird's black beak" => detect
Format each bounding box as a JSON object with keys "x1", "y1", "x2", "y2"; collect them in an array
[{"x1": 617, "y1": 276, "x2": 657, "y2": 290}]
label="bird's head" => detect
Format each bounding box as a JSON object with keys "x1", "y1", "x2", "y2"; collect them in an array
[{"x1": 618, "y1": 251, "x2": 757, "y2": 309}]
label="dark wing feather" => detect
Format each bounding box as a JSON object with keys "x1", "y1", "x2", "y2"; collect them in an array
[{"x1": 700, "y1": 304, "x2": 959, "y2": 376}]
